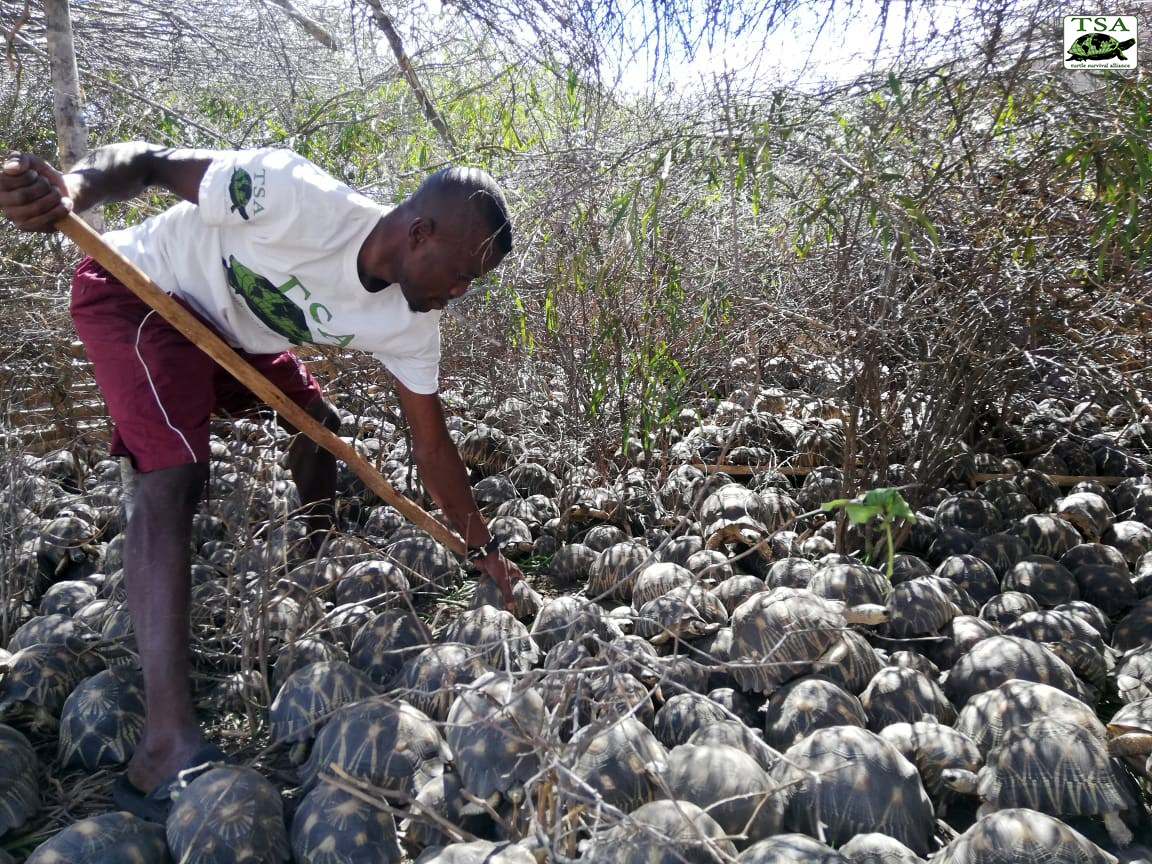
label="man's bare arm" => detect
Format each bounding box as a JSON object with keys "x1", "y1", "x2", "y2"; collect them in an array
[{"x1": 1, "y1": 142, "x2": 219, "y2": 232}]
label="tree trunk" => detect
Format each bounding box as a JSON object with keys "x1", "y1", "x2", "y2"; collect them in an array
[{"x1": 44, "y1": 0, "x2": 101, "y2": 229}]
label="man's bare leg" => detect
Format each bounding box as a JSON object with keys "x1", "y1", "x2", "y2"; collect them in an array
[
  {"x1": 122, "y1": 461, "x2": 208, "y2": 793},
  {"x1": 284, "y1": 399, "x2": 339, "y2": 553}
]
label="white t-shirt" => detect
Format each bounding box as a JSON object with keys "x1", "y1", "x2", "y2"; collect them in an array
[{"x1": 102, "y1": 148, "x2": 442, "y2": 394}]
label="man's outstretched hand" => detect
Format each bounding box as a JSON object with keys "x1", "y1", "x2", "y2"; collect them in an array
[
  {"x1": 475, "y1": 552, "x2": 523, "y2": 613},
  {"x1": 0, "y1": 153, "x2": 72, "y2": 232}
]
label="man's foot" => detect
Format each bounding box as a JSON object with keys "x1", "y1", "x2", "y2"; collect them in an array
[{"x1": 112, "y1": 742, "x2": 226, "y2": 823}]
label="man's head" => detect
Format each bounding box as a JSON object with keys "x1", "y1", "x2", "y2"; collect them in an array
[{"x1": 395, "y1": 166, "x2": 512, "y2": 313}]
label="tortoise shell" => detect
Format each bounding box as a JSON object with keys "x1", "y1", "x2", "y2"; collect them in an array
[
  {"x1": 879, "y1": 718, "x2": 982, "y2": 801},
  {"x1": 953, "y1": 679, "x2": 1103, "y2": 758},
  {"x1": 942, "y1": 635, "x2": 1086, "y2": 708},
  {"x1": 290, "y1": 780, "x2": 402, "y2": 864},
  {"x1": 935, "y1": 808, "x2": 1116, "y2": 864},
  {"x1": 391, "y1": 643, "x2": 492, "y2": 722},
  {"x1": 440, "y1": 604, "x2": 539, "y2": 671},
  {"x1": 268, "y1": 660, "x2": 378, "y2": 760},
  {"x1": 589, "y1": 799, "x2": 736, "y2": 863},
  {"x1": 885, "y1": 577, "x2": 960, "y2": 637},
  {"x1": 587, "y1": 541, "x2": 651, "y2": 603},
  {"x1": 663, "y1": 742, "x2": 783, "y2": 846},
  {"x1": 166, "y1": 766, "x2": 289, "y2": 864},
  {"x1": 730, "y1": 588, "x2": 847, "y2": 694},
  {"x1": 550, "y1": 543, "x2": 598, "y2": 589},
  {"x1": 333, "y1": 559, "x2": 409, "y2": 608},
  {"x1": 738, "y1": 834, "x2": 851, "y2": 863},
  {"x1": 0, "y1": 636, "x2": 105, "y2": 729},
  {"x1": 298, "y1": 695, "x2": 448, "y2": 796},
  {"x1": 565, "y1": 716, "x2": 667, "y2": 813},
  {"x1": 935, "y1": 495, "x2": 1003, "y2": 536},
  {"x1": 444, "y1": 672, "x2": 545, "y2": 802},
  {"x1": 651, "y1": 692, "x2": 730, "y2": 749},
  {"x1": 56, "y1": 664, "x2": 145, "y2": 770},
  {"x1": 0, "y1": 723, "x2": 38, "y2": 837},
  {"x1": 773, "y1": 725, "x2": 936, "y2": 855},
  {"x1": 860, "y1": 666, "x2": 957, "y2": 730},
  {"x1": 1001, "y1": 556, "x2": 1079, "y2": 608},
  {"x1": 762, "y1": 675, "x2": 866, "y2": 750},
  {"x1": 24, "y1": 812, "x2": 170, "y2": 864},
  {"x1": 347, "y1": 608, "x2": 429, "y2": 688}
]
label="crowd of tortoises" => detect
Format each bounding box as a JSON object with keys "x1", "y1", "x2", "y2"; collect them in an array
[{"x1": 2, "y1": 361, "x2": 1152, "y2": 863}]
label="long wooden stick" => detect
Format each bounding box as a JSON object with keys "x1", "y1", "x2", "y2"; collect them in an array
[{"x1": 57, "y1": 212, "x2": 467, "y2": 555}]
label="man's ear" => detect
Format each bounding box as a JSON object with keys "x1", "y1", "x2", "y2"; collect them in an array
[{"x1": 408, "y1": 216, "x2": 435, "y2": 248}]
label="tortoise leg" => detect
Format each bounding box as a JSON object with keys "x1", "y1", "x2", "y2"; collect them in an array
[{"x1": 1103, "y1": 812, "x2": 1133, "y2": 848}]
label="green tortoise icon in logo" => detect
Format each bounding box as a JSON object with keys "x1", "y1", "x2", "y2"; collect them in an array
[
  {"x1": 223, "y1": 256, "x2": 313, "y2": 345},
  {"x1": 229, "y1": 168, "x2": 253, "y2": 220},
  {"x1": 1067, "y1": 33, "x2": 1135, "y2": 61}
]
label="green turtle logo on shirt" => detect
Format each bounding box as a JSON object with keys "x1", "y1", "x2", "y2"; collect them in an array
[
  {"x1": 223, "y1": 256, "x2": 313, "y2": 345},
  {"x1": 229, "y1": 168, "x2": 253, "y2": 220}
]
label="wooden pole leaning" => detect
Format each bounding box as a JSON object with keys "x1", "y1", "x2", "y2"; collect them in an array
[{"x1": 57, "y1": 212, "x2": 467, "y2": 555}]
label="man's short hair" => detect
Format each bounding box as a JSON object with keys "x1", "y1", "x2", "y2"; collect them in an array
[{"x1": 415, "y1": 166, "x2": 512, "y2": 257}]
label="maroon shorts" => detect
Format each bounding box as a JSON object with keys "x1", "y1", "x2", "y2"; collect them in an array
[{"x1": 70, "y1": 257, "x2": 325, "y2": 473}]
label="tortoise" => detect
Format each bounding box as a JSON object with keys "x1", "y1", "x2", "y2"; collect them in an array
[
  {"x1": 471, "y1": 475, "x2": 520, "y2": 516},
  {"x1": 505, "y1": 462, "x2": 559, "y2": 498},
  {"x1": 444, "y1": 671, "x2": 545, "y2": 804},
  {"x1": 808, "y1": 561, "x2": 890, "y2": 606},
  {"x1": 772, "y1": 725, "x2": 937, "y2": 855},
  {"x1": 1014, "y1": 468, "x2": 1062, "y2": 512},
  {"x1": 1043, "y1": 638, "x2": 1110, "y2": 697},
  {"x1": 486, "y1": 515, "x2": 535, "y2": 559},
  {"x1": 290, "y1": 779, "x2": 402, "y2": 864},
  {"x1": 860, "y1": 665, "x2": 957, "y2": 730},
  {"x1": 166, "y1": 766, "x2": 290, "y2": 864},
  {"x1": 1068, "y1": 33, "x2": 1136, "y2": 61},
  {"x1": 582, "y1": 523, "x2": 632, "y2": 552},
  {"x1": 401, "y1": 769, "x2": 502, "y2": 853},
  {"x1": 730, "y1": 588, "x2": 885, "y2": 694},
  {"x1": 765, "y1": 557, "x2": 817, "y2": 589},
  {"x1": 411, "y1": 840, "x2": 536, "y2": 864},
  {"x1": 934, "y1": 494, "x2": 1003, "y2": 536},
  {"x1": 761, "y1": 675, "x2": 867, "y2": 749},
  {"x1": 469, "y1": 572, "x2": 543, "y2": 620},
  {"x1": 979, "y1": 590, "x2": 1039, "y2": 628},
  {"x1": 698, "y1": 484, "x2": 772, "y2": 549},
  {"x1": 934, "y1": 808, "x2": 1118, "y2": 864},
  {"x1": 587, "y1": 671, "x2": 659, "y2": 729},
  {"x1": 38, "y1": 580, "x2": 99, "y2": 617},
  {"x1": 494, "y1": 498, "x2": 547, "y2": 535},
  {"x1": 440, "y1": 604, "x2": 539, "y2": 672},
  {"x1": 333, "y1": 559, "x2": 409, "y2": 608},
  {"x1": 382, "y1": 533, "x2": 461, "y2": 594},
  {"x1": 268, "y1": 660, "x2": 379, "y2": 762},
  {"x1": 564, "y1": 715, "x2": 667, "y2": 813},
  {"x1": 1111, "y1": 595, "x2": 1152, "y2": 652},
  {"x1": 345, "y1": 608, "x2": 429, "y2": 688},
  {"x1": 879, "y1": 718, "x2": 982, "y2": 808},
  {"x1": 651, "y1": 692, "x2": 731, "y2": 749},
  {"x1": 272, "y1": 636, "x2": 348, "y2": 691},
  {"x1": 588, "y1": 799, "x2": 737, "y2": 863},
  {"x1": 529, "y1": 595, "x2": 618, "y2": 653},
  {"x1": 631, "y1": 562, "x2": 696, "y2": 607},
  {"x1": 968, "y1": 533, "x2": 1031, "y2": 578},
  {"x1": 884, "y1": 576, "x2": 961, "y2": 638},
  {"x1": 0, "y1": 636, "x2": 107, "y2": 730},
  {"x1": 1115, "y1": 647, "x2": 1152, "y2": 703},
  {"x1": 737, "y1": 834, "x2": 852, "y2": 863},
  {"x1": 942, "y1": 634, "x2": 1086, "y2": 709},
  {"x1": 710, "y1": 574, "x2": 767, "y2": 615},
  {"x1": 813, "y1": 629, "x2": 887, "y2": 694},
  {"x1": 587, "y1": 541, "x2": 652, "y2": 603},
  {"x1": 298, "y1": 695, "x2": 449, "y2": 796},
  {"x1": 934, "y1": 555, "x2": 1001, "y2": 606},
  {"x1": 390, "y1": 643, "x2": 493, "y2": 722},
  {"x1": 703, "y1": 686, "x2": 760, "y2": 727},
  {"x1": 458, "y1": 424, "x2": 520, "y2": 475},
  {"x1": 1101, "y1": 520, "x2": 1152, "y2": 565},
  {"x1": 0, "y1": 723, "x2": 38, "y2": 837},
  {"x1": 550, "y1": 542, "x2": 599, "y2": 589},
  {"x1": 1055, "y1": 492, "x2": 1114, "y2": 544},
  {"x1": 57, "y1": 664, "x2": 145, "y2": 770},
  {"x1": 7, "y1": 613, "x2": 91, "y2": 653},
  {"x1": 23, "y1": 812, "x2": 171, "y2": 864},
  {"x1": 942, "y1": 717, "x2": 1137, "y2": 847},
  {"x1": 654, "y1": 534, "x2": 705, "y2": 569},
  {"x1": 953, "y1": 679, "x2": 1104, "y2": 758},
  {"x1": 661, "y1": 742, "x2": 783, "y2": 848},
  {"x1": 687, "y1": 720, "x2": 781, "y2": 774},
  {"x1": 839, "y1": 833, "x2": 927, "y2": 864},
  {"x1": 361, "y1": 504, "x2": 406, "y2": 540},
  {"x1": 1001, "y1": 555, "x2": 1080, "y2": 608},
  {"x1": 1004, "y1": 608, "x2": 1106, "y2": 652}
]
